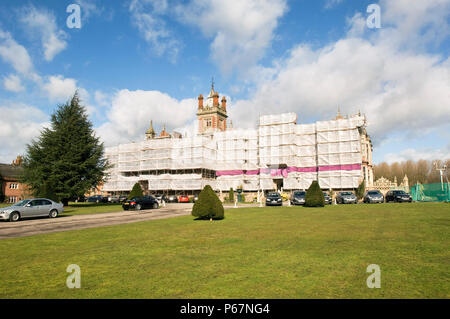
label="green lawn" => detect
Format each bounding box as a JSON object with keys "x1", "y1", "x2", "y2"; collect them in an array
[
  {"x1": 62, "y1": 202, "x2": 124, "y2": 216},
  {"x1": 0, "y1": 202, "x2": 448, "y2": 298}
]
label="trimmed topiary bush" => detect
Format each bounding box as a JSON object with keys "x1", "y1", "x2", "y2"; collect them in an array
[
  {"x1": 356, "y1": 180, "x2": 365, "y2": 200},
  {"x1": 305, "y1": 180, "x2": 325, "y2": 207},
  {"x1": 128, "y1": 183, "x2": 143, "y2": 200},
  {"x1": 192, "y1": 185, "x2": 224, "y2": 220},
  {"x1": 228, "y1": 187, "x2": 234, "y2": 203}
]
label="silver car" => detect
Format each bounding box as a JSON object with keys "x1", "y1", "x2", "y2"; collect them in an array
[
  {"x1": 0, "y1": 198, "x2": 64, "y2": 222},
  {"x1": 336, "y1": 191, "x2": 358, "y2": 204}
]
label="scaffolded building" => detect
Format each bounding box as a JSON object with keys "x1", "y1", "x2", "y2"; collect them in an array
[{"x1": 103, "y1": 86, "x2": 374, "y2": 195}]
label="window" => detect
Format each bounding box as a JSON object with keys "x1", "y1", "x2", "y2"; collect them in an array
[
  {"x1": 206, "y1": 118, "x2": 212, "y2": 127},
  {"x1": 8, "y1": 196, "x2": 17, "y2": 203},
  {"x1": 9, "y1": 183, "x2": 19, "y2": 189}
]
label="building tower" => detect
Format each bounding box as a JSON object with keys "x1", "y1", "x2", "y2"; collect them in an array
[
  {"x1": 197, "y1": 80, "x2": 228, "y2": 135},
  {"x1": 145, "y1": 120, "x2": 156, "y2": 140}
]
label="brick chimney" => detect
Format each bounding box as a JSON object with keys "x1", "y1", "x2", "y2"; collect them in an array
[
  {"x1": 198, "y1": 94, "x2": 203, "y2": 110},
  {"x1": 213, "y1": 92, "x2": 219, "y2": 107},
  {"x1": 221, "y1": 96, "x2": 227, "y2": 111}
]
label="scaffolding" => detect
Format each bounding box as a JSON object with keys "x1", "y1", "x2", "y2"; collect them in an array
[{"x1": 103, "y1": 113, "x2": 368, "y2": 193}]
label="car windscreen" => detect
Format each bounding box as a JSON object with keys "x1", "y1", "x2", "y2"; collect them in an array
[
  {"x1": 12, "y1": 199, "x2": 30, "y2": 206},
  {"x1": 267, "y1": 193, "x2": 280, "y2": 198},
  {"x1": 368, "y1": 191, "x2": 380, "y2": 195},
  {"x1": 340, "y1": 192, "x2": 353, "y2": 196},
  {"x1": 395, "y1": 191, "x2": 407, "y2": 194},
  {"x1": 293, "y1": 191, "x2": 305, "y2": 196}
]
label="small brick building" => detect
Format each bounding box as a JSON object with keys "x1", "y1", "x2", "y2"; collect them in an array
[{"x1": 0, "y1": 156, "x2": 28, "y2": 203}]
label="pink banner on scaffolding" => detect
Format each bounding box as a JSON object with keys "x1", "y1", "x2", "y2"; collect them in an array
[
  {"x1": 215, "y1": 164, "x2": 361, "y2": 177},
  {"x1": 318, "y1": 164, "x2": 361, "y2": 171},
  {"x1": 216, "y1": 170, "x2": 244, "y2": 176}
]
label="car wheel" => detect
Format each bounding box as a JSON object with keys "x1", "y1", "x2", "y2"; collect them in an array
[
  {"x1": 136, "y1": 204, "x2": 142, "y2": 211},
  {"x1": 153, "y1": 202, "x2": 159, "y2": 209},
  {"x1": 9, "y1": 212, "x2": 20, "y2": 222},
  {"x1": 49, "y1": 209, "x2": 58, "y2": 218}
]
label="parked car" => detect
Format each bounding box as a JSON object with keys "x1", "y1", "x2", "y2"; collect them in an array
[
  {"x1": 323, "y1": 192, "x2": 332, "y2": 205},
  {"x1": 119, "y1": 195, "x2": 128, "y2": 203},
  {"x1": 193, "y1": 194, "x2": 199, "y2": 202},
  {"x1": 364, "y1": 190, "x2": 384, "y2": 203},
  {"x1": 385, "y1": 190, "x2": 412, "y2": 203},
  {"x1": 122, "y1": 196, "x2": 159, "y2": 210},
  {"x1": 87, "y1": 195, "x2": 108, "y2": 203},
  {"x1": 336, "y1": 191, "x2": 358, "y2": 204},
  {"x1": 154, "y1": 194, "x2": 167, "y2": 203},
  {"x1": 290, "y1": 190, "x2": 306, "y2": 205},
  {"x1": 265, "y1": 192, "x2": 283, "y2": 206},
  {"x1": 108, "y1": 195, "x2": 120, "y2": 203},
  {"x1": 178, "y1": 195, "x2": 190, "y2": 203},
  {"x1": 167, "y1": 195, "x2": 178, "y2": 203},
  {"x1": 0, "y1": 198, "x2": 64, "y2": 222}
]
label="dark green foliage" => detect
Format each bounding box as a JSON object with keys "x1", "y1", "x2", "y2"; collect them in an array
[
  {"x1": 228, "y1": 187, "x2": 234, "y2": 203},
  {"x1": 128, "y1": 183, "x2": 144, "y2": 200},
  {"x1": 37, "y1": 181, "x2": 58, "y2": 202},
  {"x1": 305, "y1": 180, "x2": 325, "y2": 207},
  {"x1": 21, "y1": 93, "x2": 110, "y2": 205},
  {"x1": 192, "y1": 185, "x2": 224, "y2": 220},
  {"x1": 0, "y1": 177, "x2": 4, "y2": 202},
  {"x1": 356, "y1": 181, "x2": 365, "y2": 200}
]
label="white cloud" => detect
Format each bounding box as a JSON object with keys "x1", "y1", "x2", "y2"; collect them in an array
[
  {"x1": 384, "y1": 144, "x2": 450, "y2": 164},
  {"x1": 176, "y1": 0, "x2": 287, "y2": 74},
  {"x1": 227, "y1": 1, "x2": 450, "y2": 146},
  {"x1": 129, "y1": 0, "x2": 180, "y2": 62},
  {"x1": 0, "y1": 103, "x2": 48, "y2": 163},
  {"x1": 325, "y1": 0, "x2": 343, "y2": 9},
  {"x1": 3, "y1": 74, "x2": 24, "y2": 92},
  {"x1": 94, "y1": 90, "x2": 111, "y2": 107},
  {"x1": 97, "y1": 89, "x2": 196, "y2": 146},
  {"x1": 20, "y1": 6, "x2": 68, "y2": 61},
  {"x1": 42, "y1": 75, "x2": 78, "y2": 102},
  {"x1": 0, "y1": 29, "x2": 39, "y2": 81}
]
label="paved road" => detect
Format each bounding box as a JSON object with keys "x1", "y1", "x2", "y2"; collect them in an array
[{"x1": 0, "y1": 203, "x2": 193, "y2": 239}]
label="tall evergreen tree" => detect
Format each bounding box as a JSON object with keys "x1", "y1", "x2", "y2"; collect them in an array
[
  {"x1": 0, "y1": 174, "x2": 4, "y2": 202},
  {"x1": 21, "y1": 92, "x2": 109, "y2": 205}
]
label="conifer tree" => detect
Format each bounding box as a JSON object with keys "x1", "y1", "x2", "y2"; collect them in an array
[
  {"x1": 304, "y1": 180, "x2": 325, "y2": 207},
  {"x1": 21, "y1": 92, "x2": 109, "y2": 205},
  {"x1": 128, "y1": 183, "x2": 144, "y2": 200}
]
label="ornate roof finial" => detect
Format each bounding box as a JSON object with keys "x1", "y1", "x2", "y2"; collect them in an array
[
  {"x1": 336, "y1": 106, "x2": 344, "y2": 120},
  {"x1": 211, "y1": 76, "x2": 214, "y2": 91}
]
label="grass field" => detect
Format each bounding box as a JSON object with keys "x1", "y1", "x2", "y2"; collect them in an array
[
  {"x1": 0, "y1": 202, "x2": 448, "y2": 298},
  {"x1": 62, "y1": 202, "x2": 124, "y2": 216}
]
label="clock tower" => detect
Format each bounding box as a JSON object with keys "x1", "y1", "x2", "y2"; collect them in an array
[{"x1": 197, "y1": 81, "x2": 228, "y2": 135}]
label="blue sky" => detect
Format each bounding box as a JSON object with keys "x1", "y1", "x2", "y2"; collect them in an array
[{"x1": 0, "y1": 0, "x2": 449, "y2": 164}]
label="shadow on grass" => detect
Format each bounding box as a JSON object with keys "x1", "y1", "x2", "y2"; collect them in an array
[{"x1": 193, "y1": 217, "x2": 225, "y2": 221}]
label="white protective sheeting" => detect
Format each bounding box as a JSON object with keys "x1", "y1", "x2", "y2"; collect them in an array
[{"x1": 103, "y1": 112, "x2": 367, "y2": 192}]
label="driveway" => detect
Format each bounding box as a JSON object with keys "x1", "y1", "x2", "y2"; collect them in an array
[{"x1": 0, "y1": 203, "x2": 193, "y2": 239}]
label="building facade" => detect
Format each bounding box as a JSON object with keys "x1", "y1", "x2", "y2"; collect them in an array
[
  {"x1": 103, "y1": 85, "x2": 374, "y2": 196},
  {"x1": 0, "y1": 156, "x2": 28, "y2": 203}
]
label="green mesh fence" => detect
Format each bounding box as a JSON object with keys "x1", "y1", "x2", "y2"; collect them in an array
[{"x1": 410, "y1": 183, "x2": 450, "y2": 202}]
